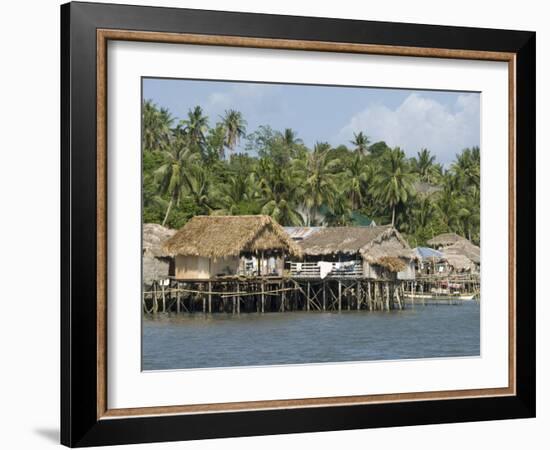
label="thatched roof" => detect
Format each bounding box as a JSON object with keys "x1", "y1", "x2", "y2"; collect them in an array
[
  {"x1": 163, "y1": 215, "x2": 302, "y2": 258},
  {"x1": 445, "y1": 254, "x2": 477, "y2": 272},
  {"x1": 284, "y1": 226, "x2": 322, "y2": 241},
  {"x1": 143, "y1": 223, "x2": 176, "y2": 258},
  {"x1": 427, "y1": 232, "x2": 468, "y2": 248},
  {"x1": 359, "y1": 230, "x2": 415, "y2": 271},
  {"x1": 298, "y1": 226, "x2": 413, "y2": 271},
  {"x1": 444, "y1": 240, "x2": 480, "y2": 265},
  {"x1": 143, "y1": 223, "x2": 175, "y2": 285},
  {"x1": 299, "y1": 225, "x2": 391, "y2": 255}
]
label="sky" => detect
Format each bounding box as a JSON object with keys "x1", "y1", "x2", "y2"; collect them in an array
[{"x1": 143, "y1": 78, "x2": 480, "y2": 166}]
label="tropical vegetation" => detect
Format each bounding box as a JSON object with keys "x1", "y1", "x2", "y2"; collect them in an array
[{"x1": 142, "y1": 99, "x2": 481, "y2": 246}]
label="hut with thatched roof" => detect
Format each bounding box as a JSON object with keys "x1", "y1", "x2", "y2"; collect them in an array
[
  {"x1": 290, "y1": 225, "x2": 415, "y2": 280},
  {"x1": 443, "y1": 240, "x2": 480, "y2": 273},
  {"x1": 427, "y1": 233, "x2": 480, "y2": 273},
  {"x1": 142, "y1": 223, "x2": 176, "y2": 285},
  {"x1": 163, "y1": 215, "x2": 302, "y2": 280},
  {"x1": 413, "y1": 247, "x2": 448, "y2": 275},
  {"x1": 427, "y1": 232, "x2": 468, "y2": 249}
]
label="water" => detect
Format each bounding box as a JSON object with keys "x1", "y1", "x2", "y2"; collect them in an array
[{"x1": 142, "y1": 302, "x2": 480, "y2": 370}]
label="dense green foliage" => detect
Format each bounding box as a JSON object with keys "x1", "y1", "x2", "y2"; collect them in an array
[{"x1": 142, "y1": 100, "x2": 480, "y2": 246}]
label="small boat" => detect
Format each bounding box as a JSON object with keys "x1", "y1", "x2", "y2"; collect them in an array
[{"x1": 404, "y1": 292, "x2": 476, "y2": 301}]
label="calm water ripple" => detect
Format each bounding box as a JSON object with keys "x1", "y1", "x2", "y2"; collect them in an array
[{"x1": 142, "y1": 302, "x2": 480, "y2": 370}]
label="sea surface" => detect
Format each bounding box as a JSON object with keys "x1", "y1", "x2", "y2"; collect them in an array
[{"x1": 142, "y1": 302, "x2": 480, "y2": 370}]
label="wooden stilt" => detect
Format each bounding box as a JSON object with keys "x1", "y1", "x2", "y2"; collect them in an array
[
  {"x1": 208, "y1": 281, "x2": 212, "y2": 314},
  {"x1": 356, "y1": 281, "x2": 361, "y2": 310},
  {"x1": 153, "y1": 282, "x2": 158, "y2": 314},
  {"x1": 323, "y1": 281, "x2": 326, "y2": 311},
  {"x1": 306, "y1": 282, "x2": 310, "y2": 311},
  {"x1": 237, "y1": 282, "x2": 241, "y2": 314},
  {"x1": 367, "y1": 282, "x2": 373, "y2": 311},
  {"x1": 338, "y1": 280, "x2": 342, "y2": 312},
  {"x1": 261, "y1": 281, "x2": 265, "y2": 313}
]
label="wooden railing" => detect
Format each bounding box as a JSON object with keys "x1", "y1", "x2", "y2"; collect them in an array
[{"x1": 288, "y1": 261, "x2": 363, "y2": 278}]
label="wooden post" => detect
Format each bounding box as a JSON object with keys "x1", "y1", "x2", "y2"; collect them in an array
[
  {"x1": 322, "y1": 281, "x2": 326, "y2": 311},
  {"x1": 281, "y1": 283, "x2": 286, "y2": 312},
  {"x1": 338, "y1": 280, "x2": 342, "y2": 312},
  {"x1": 356, "y1": 281, "x2": 361, "y2": 310},
  {"x1": 396, "y1": 284, "x2": 402, "y2": 310},
  {"x1": 367, "y1": 282, "x2": 372, "y2": 311},
  {"x1": 202, "y1": 283, "x2": 206, "y2": 314},
  {"x1": 208, "y1": 281, "x2": 212, "y2": 314},
  {"x1": 153, "y1": 282, "x2": 158, "y2": 314},
  {"x1": 261, "y1": 281, "x2": 265, "y2": 313},
  {"x1": 306, "y1": 282, "x2": 310, "y2": 311},
  {"x1": 176, "y1": 283, "x2": 181, "y2": 314},
  {"x1": 385, "y1": 282, "x2": 390, "y2": 310},
  {"x1": 161, "y1": 283, "x2": 166, "y2": 312},
  {"x1": 237, "y1": 282, "x2": 241, "y2": 314}
]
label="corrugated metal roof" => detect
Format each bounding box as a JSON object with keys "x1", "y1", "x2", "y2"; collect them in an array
[{"x1": 414, "y1": 247, "x2": 445, "y2": 260}]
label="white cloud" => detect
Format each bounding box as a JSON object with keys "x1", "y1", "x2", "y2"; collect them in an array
[
  {"x1": 206, "y1": 84, "x2": 285, "y2": 120},
  {"x1": 336, "y1": 93, "x2": 480, "y2": 164}
]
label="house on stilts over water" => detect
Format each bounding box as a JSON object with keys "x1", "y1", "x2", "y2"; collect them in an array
[
  {"x1": 284, "y1": 225, "x2": 415, "y2": 311},
  {"x1": 142, "y1": 223, "x2": 176, "y2": 286},
  {"x1": 163, "y1": 215, "x2": 302, "y2": 280},
  {"x1": 403, "y1": 233, "x2": 481, "y2": 302},
  {"x1": 287, "y1": 225, "x2": 415, "y2": 281},
  {"x1": 143, "y1": 216, "x2": 422, "y2": 314}
]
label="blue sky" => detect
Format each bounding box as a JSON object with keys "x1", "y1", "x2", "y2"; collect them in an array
[{"x1": 143, "y1": 78, "x2": 480, "y2": 165}]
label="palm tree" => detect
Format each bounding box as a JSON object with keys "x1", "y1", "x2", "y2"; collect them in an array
[
  {"x1": 437, "y1": 181, "x2": 468, "y2": 233},
  {"x1": 205, "y1": 124, "x2": 226, "y2": 160},
  {"x1": 295, "y1": 142, "x2": 340, "y2": 225},
  {"x1": 450, "y1": 147, "x2": 480, "y2": 192},
  {"x1": 221, "y1": 110, "x2": 247, "y2": 158},
  {"x1": 142, "y1": 100, "x2": 173, "y2": 153},
  {"x1": 215, "y1": 173, "x2": 259, "y2": 215},
  {"x1": 371, "y1": 147, "x2": 415, "y2": 227},
  {"x1": 154, "y1": 138, "x2": 199, "y2": 225},
  {"x1": 182, "y1": 106, "x2": 208, "y2": 153},
  {"x1": 344, "y1": 153, "x2": 370, "y2": 209},
  {"x1": 185, "y1": 165, "x2": 215, "y2": 214},
  {"x1": 281, "y1": 128, "x2": 303, "y2": 147},
  {"x1": 324, "y1": 191, "x2": 352, "y2": 226},
  {"x1": 400, "y1": 196, "x2": 439, "y2": 237},
  {"x1": 414, "y1": 148, "x2": 439, "y2": 182},
  {"x1": 350, "y1": 131, "x2": 370, "y2": 156},
  {"x1": 255, "y1": 159, "x2": 303, "y2": 225}
]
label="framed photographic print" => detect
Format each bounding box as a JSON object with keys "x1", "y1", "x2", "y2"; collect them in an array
[{"x1": 60, "y1": 1, "x2": 536, "y2": 447}]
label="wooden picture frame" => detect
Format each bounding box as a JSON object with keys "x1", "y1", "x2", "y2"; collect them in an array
[{"x1": 61, "y1": 1, "x2": 535, "y2": 447}]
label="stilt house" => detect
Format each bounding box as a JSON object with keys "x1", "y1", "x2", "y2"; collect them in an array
[
  {"x1": 142, "y1": 223, "x2": 176, "y2": 285},
  {"x1": 163, "y1": 215, "x2": 302, "y2": 280},
  {"x1": 428, "y1": 233, "x2": 480, "y2": 273},
  {"x1": 288, "y1": 225, "x2": 415, "y2": 280}
]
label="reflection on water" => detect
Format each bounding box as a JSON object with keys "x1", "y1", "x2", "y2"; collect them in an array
[{"x1": 142, "y1": 302, "x2": 480, "y2": 370}]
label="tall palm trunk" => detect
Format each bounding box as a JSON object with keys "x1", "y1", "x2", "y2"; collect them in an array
[
  {"x1": 391, "y1": 205, "x2": 396, "y2": 227},
  {"x1": 162, "y1": 197, "x2": 173, "y2": 226}
]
